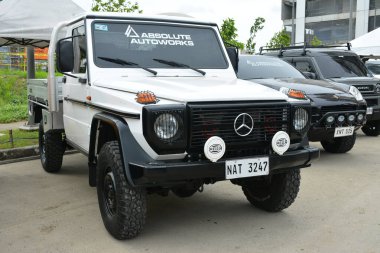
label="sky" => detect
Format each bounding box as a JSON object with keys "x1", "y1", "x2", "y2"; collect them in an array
[{"x1": 73, "y1": 0, "x2": 283, "y2": 50}]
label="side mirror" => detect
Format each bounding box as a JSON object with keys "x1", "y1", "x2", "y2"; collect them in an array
[
  {"x1": 302, "y1": 71, "x2": 316, "y2": 80},
  {"x1": 56, "y1": 40, "x2": 74, "y2": 73},
  {"x1": 226, "y1": 47, "x2": 239, "y2": 72}
]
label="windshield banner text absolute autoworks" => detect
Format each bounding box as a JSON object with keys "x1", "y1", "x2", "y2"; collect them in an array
[{"x1": 125, "y1": 25, "x2": 195, "y2": 47}]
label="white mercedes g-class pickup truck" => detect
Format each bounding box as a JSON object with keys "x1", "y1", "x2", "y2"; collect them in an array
[{"x1": 28, "y1": 12, "x2": 319, "y2": 239}]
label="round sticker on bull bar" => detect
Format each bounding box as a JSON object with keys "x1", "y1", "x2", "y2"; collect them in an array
[
  {"x1": 271, "y1": 131, "x2": 290, "y2": 155},
  {"x1": 204, "y1": 136, "x2": 226, "y2": 163}
]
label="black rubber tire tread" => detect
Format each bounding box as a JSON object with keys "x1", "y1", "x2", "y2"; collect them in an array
[
  {"x1": 39, "y1": 121, "x2": 65, "y2": 173},
  {"x1": 97, "y1": 141, "x2": 147, "y2": 240},
  {"x1": 242, "y1": 169, "x2": 301, "y2": 212},
  {"x1": 361, "y1": 121, "x2": 380, "y2": 136},
  {"x1": 320, "y1": 133, "x2": 356, "y2": 153}
]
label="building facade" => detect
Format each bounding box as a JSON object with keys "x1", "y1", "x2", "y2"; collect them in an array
[{"x1": 282, "y1": 0, "x2": 380, "y2": 45}]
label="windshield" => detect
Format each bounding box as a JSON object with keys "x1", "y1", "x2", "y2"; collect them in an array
[
  {"x1": 366, "y1": 63, "x2": 380, "y2": 75},
  {"x1": 314, "y1": 55, "x2": 369, "y2": 78},
  {"x1": 237, "y1": 56, "x2": 305, "y2": 79},
  {"x1": 92, "y1": 22, "x2": 228, "y2": 69}
]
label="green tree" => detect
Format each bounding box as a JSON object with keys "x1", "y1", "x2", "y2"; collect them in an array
[
  {"x1": 92, "y1": 0, "x2": 142, "y2": 13},
  {"x1": 266, "y1": 29, "x2": 291, "y2": 49},
  {"x1": 220, "y1": 18, "x2": 244, "y2": 50},
  {"x1": 246, "y1": 17, "x2": 265, "y2": 54},
  {"x1": 310, "y1": 35, "x2": 322, "y2": 46}
]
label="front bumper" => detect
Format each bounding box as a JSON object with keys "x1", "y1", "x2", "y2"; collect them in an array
[
  {"x1": 308, "y1": 125, "x2": 361, "y2": 141},
  {"x1": 364, "y1": 95, "x2": 380, "y2": 121},
  {"x1": 309, "y1": 103, "x2": 366, "y2": 141},
  {"x1": 129, "y1": 146, "x2": 320, "y2": 186}
]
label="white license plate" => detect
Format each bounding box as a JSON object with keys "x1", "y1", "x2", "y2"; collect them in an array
[
  {"x1": 367, "y1": 107, "x2": 373, "y2": 115},
  {"x1": 334, "y1": 126, "x2": 354, "y2": 137},
  {"x1": 225, "y1": 157, "x2": 269, "y2": 179}
]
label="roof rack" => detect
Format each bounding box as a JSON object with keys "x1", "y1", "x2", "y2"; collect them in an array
[{"x1": 259, "y1": 42, "x2": 352, "y2": 56}]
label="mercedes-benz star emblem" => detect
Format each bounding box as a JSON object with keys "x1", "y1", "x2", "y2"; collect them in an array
[{"x1": 234, "y1": 113, "x2": 254, "y2": 136}]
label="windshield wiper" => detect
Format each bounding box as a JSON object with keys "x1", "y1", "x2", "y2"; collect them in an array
[
  {"x1": 98, "y1": 56, "x2": 157, "y2": 76},
  {"x1": 153, "y1": 58, "x2": 206, "y2": 76}
]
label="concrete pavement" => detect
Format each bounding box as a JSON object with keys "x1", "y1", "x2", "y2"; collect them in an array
[
  {"x1": 0, "y1": 121, "x2": 28, "y2": 131},
  {"x1": 0, "y1": 131, "x2": 379, "y2": 253}
]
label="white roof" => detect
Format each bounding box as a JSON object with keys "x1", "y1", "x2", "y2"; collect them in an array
[
  {"x1": 78, "y1": 12, "x2": 216, "y2": 26},
  {"x1": 350, "y1": 28, "x2": 380, "y2": 59},
  {"x1": 0, "y1": 0, "x2": 85, "y2": 48}
]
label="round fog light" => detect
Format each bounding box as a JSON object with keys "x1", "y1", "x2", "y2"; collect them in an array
[
  {"x1": 376, "y1": 85, "x2": 380, "y2": 93},
  {"x1": 326, "y1": 116, "x2": 335, "y2": 124},
  {"x1": 337, "y1": 115, "x2": 345, "y2": 123},
  {"x1": 357, "y1": 114, "x2": 364, "y2": 121},
  {"x1": 348, "y1": 115, "x2": 355, "y2": 122}
]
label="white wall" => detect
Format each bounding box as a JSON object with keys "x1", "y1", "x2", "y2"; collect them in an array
[
  {"x1": 295, "y1": 0, "x2": 306, "y2": 44},
  {"x1": 285, "y1": 0, "x2": 372, "y2": 43},
  {"x1": 356, "y1": 0, "x2": 370, "y2": 37}
]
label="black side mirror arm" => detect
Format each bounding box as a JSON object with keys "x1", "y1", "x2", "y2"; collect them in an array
[{"x1": 225, "y1": 45, "x2": 239, "y2": 73}]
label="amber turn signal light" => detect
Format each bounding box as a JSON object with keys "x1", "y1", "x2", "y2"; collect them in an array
[
  {"x1": 280, "y1": 87, "x2": 307, "y2": 100},
  {"x1": 288, "y1": 89, "x2": 306, "y2": 99},
  {"x1": 135, "y1": 91, "x2": 159, "y2": 104}
]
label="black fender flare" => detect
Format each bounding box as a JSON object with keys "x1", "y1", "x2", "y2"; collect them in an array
[{"x1": 89, "y1": 113, "x2": 153, "y2": 187}]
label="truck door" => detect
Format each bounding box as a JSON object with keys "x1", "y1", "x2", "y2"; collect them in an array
[{"x1": 62, "y1": 25, "x2": 92, "y2": 152}]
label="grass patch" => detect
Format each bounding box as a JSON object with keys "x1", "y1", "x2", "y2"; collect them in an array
[
  {"x1": 0, "y1": 69, "x2": 48, "y2": 123},
  {"x1": 0, "y1": 129, "x2": 38, "y2": 149},
  {"x1": 0, "y1": 104, "x2": 28, "y2": 123}
]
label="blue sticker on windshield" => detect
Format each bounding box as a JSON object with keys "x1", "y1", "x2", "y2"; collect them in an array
[{"x1": 95, "y1": 24, "x2": 108, "y2": 31}]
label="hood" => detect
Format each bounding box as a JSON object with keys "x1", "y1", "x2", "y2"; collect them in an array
[
  {"x1": 92, "y1": 76, "x2": 288, "y2": 103},
  {"x1": 251, "y1": 78, "x2": 348, "y2": 95},
  {"x1": 328, "y1": 76, "x2": 380, "y2": 85},
  {"x1": 307, "y1": 92, "x2": 359, "y2": 106},
  {"x1": 327, "y1": 77, "x2": 380, "y2": 93}
]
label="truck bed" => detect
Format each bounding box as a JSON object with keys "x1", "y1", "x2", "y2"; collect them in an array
[{"x1": 28, "y1": 77, "x2": 63, "y2": 108}]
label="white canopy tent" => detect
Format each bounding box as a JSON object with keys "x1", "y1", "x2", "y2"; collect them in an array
[
  {"x1": 350, "y1": 27, "x2": 380, "y2": 59},
  {"x1": 0, "y1": 0, "x2": 85, "y2": 48}
]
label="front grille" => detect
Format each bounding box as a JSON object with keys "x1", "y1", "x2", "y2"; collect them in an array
[
  {"x1": 188, "y1": 102, "x2": 290, "y2": 156},
  {"x1": 320, "y1": 105, "x2": 357, "y2": 116},
  {"x1": 311, "y1": 107, "x2": 320, "y2": 123},
  {"x1": 355, "y1": 85, "x2": 374, "y2": 93}
]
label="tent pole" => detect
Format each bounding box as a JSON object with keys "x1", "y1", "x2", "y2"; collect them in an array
[
  {"x1": 25, "y1": 46, "x2": 37, "y2": 128},
  {"x1": 27, "y1": 47, "x2": 35, "y2": 79}
]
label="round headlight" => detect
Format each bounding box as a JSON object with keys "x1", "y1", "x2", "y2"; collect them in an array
[
  {"x1": 293, "y1": 108, "x2": 309, "y2": 131},
  {"x1": 348, "y1": 115, "x2": 355, "y2": 122},
  {"x1": 154, "y1": 113, "x2": 179, "y2": 140},
  {"x1": 349, "y1": 86, "x2": 364, "y2": 101},
  {"x1": 337, "y1": 115, "x2": 345, "y2": 123},
  {"x1": 357, "y1": 113, "x2": 364, "y2": 121},
  {"x1": 326, "y1": 116, "x2": 335, "y2": 124},
  {"x1": 376, "y1": 84, "x2": 380, "y2": 94}
]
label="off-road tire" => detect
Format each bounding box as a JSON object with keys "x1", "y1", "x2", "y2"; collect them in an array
[
  {"x1": 320, "y1": 133, "x2": 356, "y2": 153},
  {"x1": 362, "y1": 121, "x2": 380, "y2": 136},
  {"x1": 97, "y1": 141, "x2": 147, "y2": 240},
  {"x1": 242, "y1": 169, "x2": 301, "y2": 212},
  {"x1": 38, "y1": 121, "x2": 66, "y2": 173}
]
